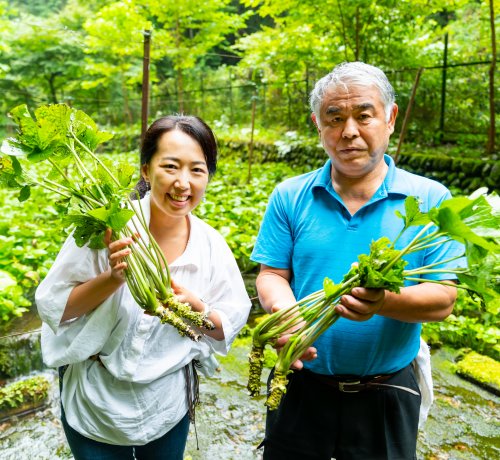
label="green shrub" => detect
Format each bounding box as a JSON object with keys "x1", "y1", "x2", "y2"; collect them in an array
[{"x1": 0, "y1": 375, "x2": 50, "y2": 411}]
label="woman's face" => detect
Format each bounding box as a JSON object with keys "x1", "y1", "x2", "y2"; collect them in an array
[{"x1": 141, "y1": 129, "x2": 209, "y2": 220}]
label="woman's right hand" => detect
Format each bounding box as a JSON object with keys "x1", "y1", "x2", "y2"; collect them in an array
[{"x1": 104, "y1": 229, "x2": 134, "y2": 282}]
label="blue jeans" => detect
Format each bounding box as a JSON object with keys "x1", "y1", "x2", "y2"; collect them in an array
[{"x1": 61, "y1": 405, "x2": 190, "y2": 460}]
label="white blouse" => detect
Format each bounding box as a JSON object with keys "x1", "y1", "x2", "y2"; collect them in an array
[{"x1": 35, "y1": 196, "x2": 251, "y2": 445}]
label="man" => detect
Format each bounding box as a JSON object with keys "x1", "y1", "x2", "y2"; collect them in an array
[{"x1": 251, "y1": 62, "x2": 464, "y2": 460}]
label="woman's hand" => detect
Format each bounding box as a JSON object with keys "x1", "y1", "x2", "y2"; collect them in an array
[
  {"x1": 104, "y1": 229, "x2": 134, "y2": 283},
  {"x1": 170, "y1": 279, "x2": 206, "y2": 313}
]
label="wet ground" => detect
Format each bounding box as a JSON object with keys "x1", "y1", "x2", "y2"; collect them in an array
[{"x1": 0, "y1": 340, "x2": 498, "y2": 460}]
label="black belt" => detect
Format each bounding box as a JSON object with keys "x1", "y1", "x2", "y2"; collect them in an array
[{"x1": 304, "y1": 366, "x2": 419, "y2": 395}]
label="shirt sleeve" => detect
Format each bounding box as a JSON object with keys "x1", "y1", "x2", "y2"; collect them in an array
[
  {"x1": 251, "y1": 186, "x2": 293, "y2": 269},
  {"x1": 35, "y1": 235, "x2": 122, "y2": 368},
  {"x1": 199, "y1": 232, "x2": 252, "y2": 358}
]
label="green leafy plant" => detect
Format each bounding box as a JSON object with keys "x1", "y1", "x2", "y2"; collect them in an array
[
  {"x1": 423, "y1": 288, "x2": 500, "y2": 361},
  {"x1": 196, "y1": 159, "x2": 308, "y2": 272},
  {"x1": 0, "y1": 104, "x2": 213, "y2": 340},
  {"x1": 0, "y1": 375, "x2": 50, "y2": 411},
  {"x1": 248, "y1": 191, "x2": 500, "y2": 409}
]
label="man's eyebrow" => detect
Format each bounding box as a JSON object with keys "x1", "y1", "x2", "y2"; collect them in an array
[
  {"x1": 354, "y1": 103, "x2": 376, "y2": 111},
  {"x1": 325, "y1": 106, "x2": 341, "y2": 115}
]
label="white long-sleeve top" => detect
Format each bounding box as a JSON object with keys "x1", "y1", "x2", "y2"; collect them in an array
[{"x1": 35, "y1": 196, "x2": 251, "y2": 445}]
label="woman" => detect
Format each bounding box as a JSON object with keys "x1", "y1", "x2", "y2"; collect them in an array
[{"x1": 35, "y1": 115, "x2": 251, "y2": 459}]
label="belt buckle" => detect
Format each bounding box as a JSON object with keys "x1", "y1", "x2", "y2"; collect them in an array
[{"x1": 338, "y1": 380, "x2": 361, "y2": 393}]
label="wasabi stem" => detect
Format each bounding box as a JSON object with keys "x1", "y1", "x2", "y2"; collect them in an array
[{"x1": 1, "y1": 104, "x2": 214, "y2": 340}]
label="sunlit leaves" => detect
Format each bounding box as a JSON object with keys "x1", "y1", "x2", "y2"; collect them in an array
[
  {"x1": 355, "y1": 237, "x2": 407, "y2": 293},
  {"x1": 395, "y1": 195, "x2": 430, "y2": 228}
]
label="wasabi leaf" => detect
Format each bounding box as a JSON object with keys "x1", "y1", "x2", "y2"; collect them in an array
[
  {"x1": 323, "y1": 277, "x2": 340, "y2": 298},
  {"x1": 395, "y1": 196, "x2": 430, "y2": 228}
]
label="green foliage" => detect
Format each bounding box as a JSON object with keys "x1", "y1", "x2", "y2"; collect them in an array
[
  {"x1": 217, "y1": 135, "x2": 500, "y2": 195},
  {"x1": 0, "y1": 375, "x2": 50, "y2": 411},
  {"x1": 355, "y1": 237, "x2": 407, "y2": 293},
  {"x1": 0, "y1": 269, "x2": 30, "y2": 322},
  {"x1": 0, "y1": 334, "x2": 43, "y2": 380},
  {"x1": 423, "y1": 289, "x2": 500, "y2": 361},
  {"x1": 195, "y1": 159, "x2": 308, "y2": 272},
  {"x1": 0, "y1": 165, "x2": 64, "y2": 325}
]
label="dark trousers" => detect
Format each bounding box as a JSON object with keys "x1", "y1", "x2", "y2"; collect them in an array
[{"x1": 262, "y1": 364, "x2": 421, "y2": 460}]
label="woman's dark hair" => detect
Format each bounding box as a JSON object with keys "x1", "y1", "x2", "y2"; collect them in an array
[{"x1": 134, "y1": 115, "x2": 218, "y2": 199}]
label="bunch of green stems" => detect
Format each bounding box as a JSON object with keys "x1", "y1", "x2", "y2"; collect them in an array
[
  {"x1": 248, "y1": 218, "x2": 472, "y2": 409},
  {"x1": 17, "y1": 122, "x2": 214, "y2": 341}
]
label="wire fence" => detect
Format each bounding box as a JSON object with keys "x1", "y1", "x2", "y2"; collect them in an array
[{"x1": 1, "y1": 61, "x2": 498, "y2": 147}]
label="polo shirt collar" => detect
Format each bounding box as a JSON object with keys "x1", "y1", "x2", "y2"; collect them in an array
[{"x1": 312, "y1": 154, "x2": 412, "y2": 198}]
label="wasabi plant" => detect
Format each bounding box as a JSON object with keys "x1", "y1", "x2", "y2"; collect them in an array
[
  {"x1": 248, "y1": 190, "x2": 500, "y2": 409},
  {"x1": 0, "y1": 104, "x2": 214, "y2": 340}
]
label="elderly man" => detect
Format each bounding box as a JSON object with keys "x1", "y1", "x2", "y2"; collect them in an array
[{"x1": 251, "y1": 62, "x2": 464, "y2": 460}]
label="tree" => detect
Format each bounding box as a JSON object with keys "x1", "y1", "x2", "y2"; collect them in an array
[
  {"x1": 1, "y1": 13, "x2": 85, "y2": 105},
  {"x1": 139, "y1": 0, "x2": 247, "y2": 112},
  {"x1": 82, "y1": 1, "x2": 152, "y2": 125}
]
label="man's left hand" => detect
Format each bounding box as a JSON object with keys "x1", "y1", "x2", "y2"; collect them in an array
[{"x1": 335, "y1": 287, "x2": 385, "y2": 321}]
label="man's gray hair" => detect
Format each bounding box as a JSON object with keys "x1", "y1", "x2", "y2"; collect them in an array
[{"x1": 310, "y1": 61, "x2": 396, "y2": 123}]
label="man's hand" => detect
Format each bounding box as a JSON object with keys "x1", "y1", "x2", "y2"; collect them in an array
[
  {"x1": 271, "y1": 304, "x2": 318, "y2": 370},
  {"x1": 335, "y1": 287, "x2": 385, "y2": 321}
]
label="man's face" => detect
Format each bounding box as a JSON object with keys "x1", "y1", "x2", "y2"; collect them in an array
[{"x1": 312, "y1": 84, "x2": 398, "y2": 180}]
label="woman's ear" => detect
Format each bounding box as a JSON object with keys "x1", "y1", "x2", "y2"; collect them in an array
[{"x1": 141, "y1": 164, "x2": 149, "y2": 183}]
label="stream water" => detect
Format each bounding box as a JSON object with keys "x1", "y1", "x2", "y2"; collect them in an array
[{"x1": 0, "y1": 329, "x2": 498, "y2": 460}]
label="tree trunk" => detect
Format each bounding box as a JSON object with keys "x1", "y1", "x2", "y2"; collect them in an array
[
  {"x1": 141, "y1": 30, "x2": 151, "y2": 143},
  {"x1": 175, "y1": 18, "x2": 184, "y2": 113},
  {"x1": 247, "y1": 93, "x2": 257, "y2": 184},
  {"x1": 48, "y1": 74, "x2": 58, "y2": 104},
  {"x1": 486, "y1": 0, "x2": 496, "y2": 154},
  {"x1": 336, "y1": 0, "x2": 349, "y2": 61},
  {"x1": 355, "y1": 6, "x2": 360, "y2": 61},
  {"x1": 395, "y1": 68, "x2": 424, "y2": 164},
  {"x1": 439, "y1": 32, "x2": 449, "y2": 143}
]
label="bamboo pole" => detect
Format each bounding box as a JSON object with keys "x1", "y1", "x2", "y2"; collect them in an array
[
  {"x1": 394, "y1": 68, "x2": 423, "y2": 164},
  {"x1": 247, "y1": 92, "x2": 257, "y2": 184},
  {"x1": 486, "y1": 0, "x2": 496, "y2": 154},
  {"x1": 141, "y1": 30, "x2": 151, "y2": 143}
]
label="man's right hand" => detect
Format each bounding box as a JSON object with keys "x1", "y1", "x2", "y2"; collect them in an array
[{"x1": 271, "y1": 304, "x2": 318, "y2": 370}]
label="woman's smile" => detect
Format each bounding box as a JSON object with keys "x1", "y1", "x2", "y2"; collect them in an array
[
  {"x1": 167, "y1": 192, "x2": 191, "y2": 207},
  {"x1": 142, "y1": 129, "x2": 209, "y2": 221}
]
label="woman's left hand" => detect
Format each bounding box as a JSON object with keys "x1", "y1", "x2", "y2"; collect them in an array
[{"x1": 171, "y1": 279, "x2": 206, "y2": 314}]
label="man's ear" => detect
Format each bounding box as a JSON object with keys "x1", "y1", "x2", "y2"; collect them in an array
[
  {"x1": 387, "y1": 104, "x2": 399, "y2": 134},
  {"x1": 311, "y1": 113, "x2": 321, "y2": 135}
]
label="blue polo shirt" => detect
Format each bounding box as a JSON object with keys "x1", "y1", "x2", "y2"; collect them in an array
[{"x1": 251, "y1": 155, "x2": 465, "y2": 376}]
